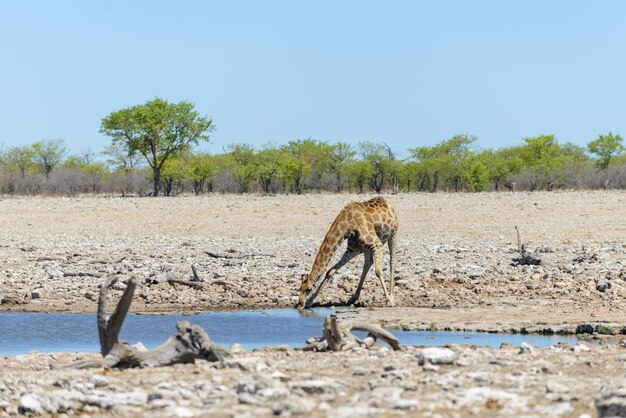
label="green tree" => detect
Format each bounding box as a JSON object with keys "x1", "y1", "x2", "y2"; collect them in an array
[
  {"x1": 161, "y1": 155, "x2": 190, "y2": 196},
  {"x1": 401, "y1": 161, "x2": 420, "y2": 191},
  {"x1": 519, "y1": 135, "x2": 562, "y2": 167},
  {"x1": 588, "y1": 132, "x2": 624, "y2": 169},
  {"x1": 588, "y1": 132, "x2": 625, "y2": 188},
  {"x1": 283, "y1": 139, "x2": 333, "y2": 191},
  {"x1": 463, "y1": 158, "x2": 490, "y2": 191},
  {"x1": 345, "y1": 159, "x2": 373, "y2": 193},
  {"x1": 279, "y1": 151, "x2": 309, "y2": 194},
  {"x1": 253, "y1": 147, "x2": 283, "y2": 193},
  {"x1": 227, "y1": 144, "x2": 256, "y2": 193},
  {"x1": 358, "y1": 141, "x2": 392, "y2": 193},
  {"x1": 328, "y1": 142, "x2": 355, "y2": 192},
  {"x1": 100, "y1": 98, "x2": 214, "y2": 196},
  {"x1": 31, "y1": 139, "x2": 66, "y2": 179},
  {"x1": 188, "y1": 152, "x2": 218, "y2": 194},
  {"x1": 3, "y1": 145, "x2": 35, "y2": 178},
  {"x1": 517, "y1": 135, "x2": 574, "y2": 190},
  {"x1": 409, "y1": 134, "x2": 477, "y2": 192}
]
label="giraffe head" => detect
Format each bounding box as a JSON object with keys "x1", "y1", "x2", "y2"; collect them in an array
[{"x1": 297, "y1": 273, "x2": 312, "y2": 309}]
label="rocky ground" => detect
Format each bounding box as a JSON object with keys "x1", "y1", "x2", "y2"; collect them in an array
[
  {"x1": 1, "y1": 341, "x2": 625, "y2": 417},
  {"x1": 1, "y1": 192, "x2": 624, "y2": 326},
  {"x1": 1, "y1": 191, "x2": 625, "y2": 416}
]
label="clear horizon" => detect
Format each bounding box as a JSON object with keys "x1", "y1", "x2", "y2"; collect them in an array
[{"x1": 1, "y1": 1, "x2": 625, "y2": 158}]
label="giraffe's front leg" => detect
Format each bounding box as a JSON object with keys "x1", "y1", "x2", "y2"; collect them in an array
[
  {"x1": 309, "y1": 248, "x2": 360, "y2": 308},
  {"x1": 348, "y1": 251, "x2": 373, "y2": 305},
  {"x1": 304, "y1": 274, "x2": 330, "y2": 308}
]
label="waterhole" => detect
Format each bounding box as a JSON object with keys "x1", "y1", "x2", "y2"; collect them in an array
[{"x1": 0, "y1": 309, "x2": 589, "y2": 355}]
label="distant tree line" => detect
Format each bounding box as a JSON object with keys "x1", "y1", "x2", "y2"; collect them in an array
[{"x1": 1, "y1": 99, "x2": 624, "y2": 196}]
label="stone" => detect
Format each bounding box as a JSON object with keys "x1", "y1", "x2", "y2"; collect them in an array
[
  {"x1": 418, "y1": 347, "x2": 457, "y2": 365},
  {"x1": 172, "y1": 406, "x2": 196, "y2": 417},
  {"x1": 596, "y1": 280, "x2": 610, "y2": 292},
  {"x1": 518, "y1": 342, "x2": 534, "y2": 354},
  {"x1": 394, "y1": 399, "x2": 419, "y2": 411},
  {"x1": 222, "y1": 356, "x2": 269, "y2": 372},
  {"x1": 18, "y1": 393, "x2": 44, "y2": 414},
  {"x1": 574, "y1": 342, "x2": 592, "y2": 353},
  {"x1": 422, "y1": 362, "x2": 440, "y2": 372},
  {"x1": 576, "y1": 324, "x2": 594, "y2": 334},
  {"x1": 290, "y1": 379, "x2": 344, "y2": 395},
  {"x1": 546, "y1": 381, "x2": 570, "y2": 394},
  {"x1": 272, "y1": 396, "x2": 317, "y2": 415},
  {"x1": 595, "y1": 386, "x2": 626, "y2": 418}
]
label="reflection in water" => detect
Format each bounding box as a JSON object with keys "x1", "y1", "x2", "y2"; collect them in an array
[{"x1": 0, "y1": 309, "x2": 593, "y2": 355}]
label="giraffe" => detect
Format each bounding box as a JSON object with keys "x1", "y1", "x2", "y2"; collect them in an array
[{"x1": 297, "y1": 196, "x2": 398, "y2": 310}]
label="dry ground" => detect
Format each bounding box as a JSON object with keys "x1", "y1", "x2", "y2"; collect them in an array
[
  {"x1": 1, "y1": 191, "x2": 626, "y2": 417},
  {"x1": 1, "y1": 342, "x2": 625, "y2": 418},
  {"x1": 1, "y1": 191, "x2": 624, "y2": 332}
]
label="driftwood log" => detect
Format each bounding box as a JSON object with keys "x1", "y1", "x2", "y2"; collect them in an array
[
  {"x1": 65, "y1": 276, "x2": 229, "y2": 369},
  {"x1": 305, "y1": 315, "x2": 401, "y2": 352}
]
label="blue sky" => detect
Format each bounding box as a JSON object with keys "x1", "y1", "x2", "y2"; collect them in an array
[{"x1": 1, "y1": 1, "x2": 625, "y2": 158}]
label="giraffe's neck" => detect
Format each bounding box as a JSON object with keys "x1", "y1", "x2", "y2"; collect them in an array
[{"x1": 308, "y1": 210, "x2": 350, "y2": 280}]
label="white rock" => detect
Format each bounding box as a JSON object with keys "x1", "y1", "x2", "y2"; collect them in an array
[
  {"x1": 172, "y1": 406, "x2": 196, "y2": 417},
  {"x1": 422, "y1": 362, "x2": 440, "y2": 372},
  {"x1": 518, "y1": 342, "x2": 534, "y2": 354},
  {"x1": 418, "y1": 347, "x2": 457, "y2": 365},
  {"x1": 395, "y1": 399, "x2": 420, "y2": 411},
  {"x1": 19, "y1": 393, "x2": 43, "y2": 414},
  {"x1": 574, "y1": 342, "x2": 592, "y2": 352}
]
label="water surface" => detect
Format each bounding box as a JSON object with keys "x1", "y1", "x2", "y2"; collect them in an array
[{"x1": 0, "y1": 309, "x2": 589, "y2": 355}]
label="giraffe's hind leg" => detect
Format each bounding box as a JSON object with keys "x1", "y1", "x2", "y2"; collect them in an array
[
  {"x1": 387, "y1": 230, "x2": 397, "y2": 306},
  {"x1": 373, "y1": 242, "x2": 394, "y2": 307}
]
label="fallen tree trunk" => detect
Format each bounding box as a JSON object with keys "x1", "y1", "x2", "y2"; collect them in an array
[
  {"x1": 63, "y1": 276, "x2": 229, "y2": 369},
  {"x1": 306, "y1": 315, "x2": 401, "y2": 352}
]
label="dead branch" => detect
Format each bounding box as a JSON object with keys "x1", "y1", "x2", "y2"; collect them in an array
[
  {"x1": 345, "y1": 321, "x2": 401, "y2": 351},
  {"x1": 62, "y1": 276, "x2": 228, "y2": 369},
  {"x1": 512, "y1": 225, "x2": 542, "y2": 266},
  {"x1": 166, "y1": 278, "x2": 204, "y2": 289},
  {"x1": 98, "y1": 277, "x2": 136, "y2": 356},
  {"x1": 305, "y1": 315, "x2": 401, "y2": 352},
  {"x1": 205, "y1": 251, "x2": 244, "y2": 259},
  {"x1": 34, "y1": 256, "x2": 66, "y2": 262},
  {"x1": 146, "y1": 271, "x2": 205, "y2": 289},
  {"x1": 205, "y1": 251, "x2": 275, "y2": 259},
  {"x1": 85, "y1": 257, "x2": 126, "y2": 264},
  {"x1": 63, "y1": 271, "x2": 103, "y2": 278},
  {"x1": 191, "y1": 264, "x2": 201, "y2": 281}
]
